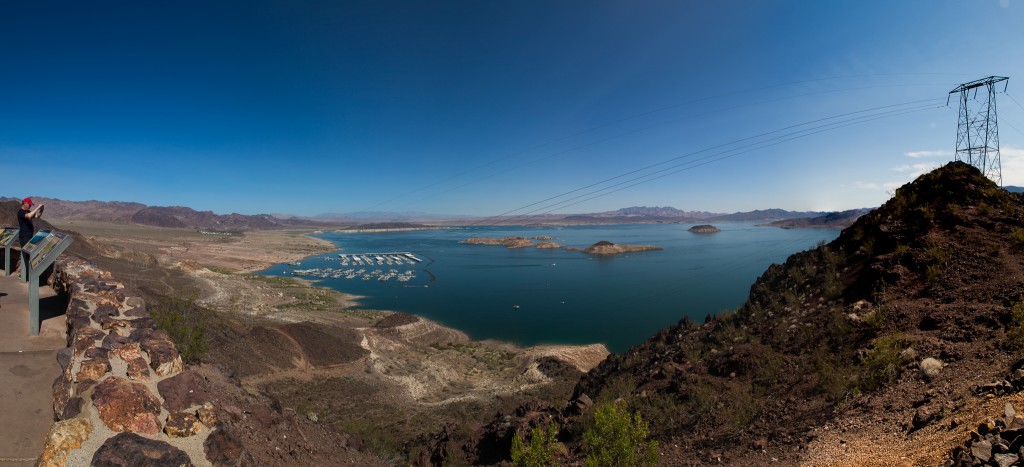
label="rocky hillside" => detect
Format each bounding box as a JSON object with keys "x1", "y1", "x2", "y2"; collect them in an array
[{"x1": 419, "y1": 161, "x2": 1024, "y2": 465}]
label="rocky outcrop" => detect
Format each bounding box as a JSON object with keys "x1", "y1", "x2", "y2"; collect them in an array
[
  {"x1": 688, "y1": 224, "x2": 721, "y2": 233},
  {"x1": 37, "y1": 257, "x2": 243, "y2": 465},
  {"x1": 947, "y1": 403, "x2": 1024, "y2": 466}
]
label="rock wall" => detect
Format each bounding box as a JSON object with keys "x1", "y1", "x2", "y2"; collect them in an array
[{"x1": 37, "y1": 258, "x2": 235, "y2": 466}]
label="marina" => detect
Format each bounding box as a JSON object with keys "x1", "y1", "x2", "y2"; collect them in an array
[{"x1": 289, "y1": 251, "x2": 424, "y2": 283}]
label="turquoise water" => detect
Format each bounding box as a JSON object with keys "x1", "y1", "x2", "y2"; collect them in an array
[{"x1": 261, "y1": 223, "x2": 839, "y2": 353}]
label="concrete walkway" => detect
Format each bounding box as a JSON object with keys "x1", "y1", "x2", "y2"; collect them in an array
[{"x1": 0, "y1": 273, "x2": 67, "y2": 467}]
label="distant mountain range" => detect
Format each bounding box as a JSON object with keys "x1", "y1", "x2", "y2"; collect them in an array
[
  {"x1": 766, "y1": 208, "x2": 873, "y2": 229},
  {"x1": 1, "y1": 197, "x2": 332, "y2": 230},
  {"x1": 519, "y1": 206, "x2": 838, "y2": 225},
  {"x1": 0, "y1": 197, "x2": 879, "y2": 230}
]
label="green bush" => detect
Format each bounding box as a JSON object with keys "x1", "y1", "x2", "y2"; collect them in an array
[
  {"x1": 1013, "y1": 228, "x2": 1024, "y2": 245},
  {"x1": 583, "y1": 401, "x2": 658, "y2": 467},
  {"x1": 1006, "y1": 299, "x2": 1024, "y2": 349},
  {"x1": 857, "y1": 334, "x2": 909, "y2": 392},
  {"x1": 511, "y1": 421, "x2": 560, "y2": 467},
  {"x1": 150, "y1": 291, "x2": 210, "y2": 363}
]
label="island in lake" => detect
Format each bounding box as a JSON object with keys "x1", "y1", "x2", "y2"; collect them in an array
[
  {"x1": 462, "y1": 236, "x2": 533, "y2": 248},
  {"x1": 568, "y1": 240, "x2": 663, "y2": 256},
  {"x1": 463, "y1": 237, "x2": 660, "y2": 255},
  {"x1": 688, "y1": 224, "x2": 721, "y2": 233}
]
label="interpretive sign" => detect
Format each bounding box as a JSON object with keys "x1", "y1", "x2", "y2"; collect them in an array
[
  {"x1": 20, "y1": 229, "x2": 73, "y2": 335},
  {"x1": 0, "y1": 227, "x2": 18, "y2": 275}
]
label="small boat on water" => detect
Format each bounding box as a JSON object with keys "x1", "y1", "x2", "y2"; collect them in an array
[{"x1": 512, "y1": 304, "x2": 520, "y2": 310}]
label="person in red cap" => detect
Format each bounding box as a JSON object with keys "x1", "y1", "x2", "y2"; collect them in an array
[
  {"x1": 16, "y1": 198, "x2": 44, "y2": 273},
  {"x1": 17, "y1": 197, "x2": 44, "y2": 247}
]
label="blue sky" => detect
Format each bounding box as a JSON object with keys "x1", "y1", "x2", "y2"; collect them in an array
[{"x1": 2, "y1": 1, "x2": 1023, "y2": 217}]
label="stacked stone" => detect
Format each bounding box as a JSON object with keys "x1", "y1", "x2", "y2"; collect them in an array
[
  {"x1": 36, "y1": 258, "x2": 235, "y2": 466},
  {"x1": 946, "y1": 403, "x2": 1024, "y2": 467}
]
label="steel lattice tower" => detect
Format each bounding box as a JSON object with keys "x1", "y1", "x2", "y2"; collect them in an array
[{"x1": 949, "y1": 76, "x2": 1009, "y2": 186}]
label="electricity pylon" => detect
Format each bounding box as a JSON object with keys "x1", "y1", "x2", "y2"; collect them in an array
[{"x1": 949, "y1": 76, "x2": 1009, "y2": 186}]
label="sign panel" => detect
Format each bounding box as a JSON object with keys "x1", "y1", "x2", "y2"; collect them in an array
[{"x1": 0, "y1": 227, "x2": 18, "y2": 247}]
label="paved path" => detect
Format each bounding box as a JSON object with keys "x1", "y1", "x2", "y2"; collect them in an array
[{"x1": 0, "y1": 273, "x2": 67, "y2": 467}]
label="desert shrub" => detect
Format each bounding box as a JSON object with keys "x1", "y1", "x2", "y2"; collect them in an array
[
  {"x1": 919, "y1": 357, "x2": 943, "y2": 381},
  {"x1": 1006, "y1": 299, "x2": 1024, "y2": 349},
  {"x1": 814, "y1": 348, "x2": 854, "y2": 402},
  {"x1": 722, "y1": 385, "x2": 759, "y2": 429},
  {"x1": 924, "y1": 264, "x2": 942, "y2": 284},
  {"x1": 511, "y1": 421, "x2": 560, "y2": 467},
  {"x1": 583, "y1": 401, "x2": 658, "y2": 467},
  {"x1": 150, "y1": 291, "x2": 210, "y2": 363},
  {"x1": 1013, "y1": 228, "x2": 1024, "y2": 246},
  {"x1": 857, "y1": 334, "x2": 909, "y2": 392},
  {"x1": 632, "y1": 393, "x2": 684, "y2": 438}
]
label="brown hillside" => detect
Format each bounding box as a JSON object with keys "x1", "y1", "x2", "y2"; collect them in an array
[{"x1": 421, "y1": 162, "x2": 1024, "y2": 465}]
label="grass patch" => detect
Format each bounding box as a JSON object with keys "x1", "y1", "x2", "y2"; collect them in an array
[
  {"x1": 857, "y1": 333, "x2": 909, "y2": 392},
  {"x1": 150, "y1": 290, "x2": 212, "y2": 363}
]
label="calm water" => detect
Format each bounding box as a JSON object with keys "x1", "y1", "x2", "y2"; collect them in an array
[{"x1": 261, "y1": 223, "x2": 839, "y2": 353}]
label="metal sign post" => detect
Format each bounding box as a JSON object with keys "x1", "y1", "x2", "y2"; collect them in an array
[
  {"x1": 0, "y1": 227, "x2": 18, "y2": 276},
  {"x1": 20, "y1": 229, "x2": 73, "y2": 335}
]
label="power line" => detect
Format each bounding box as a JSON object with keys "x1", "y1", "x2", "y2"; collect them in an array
[
  {"x1": 386, "y1": 86, "x2": 946, "y2": 214},
  {"x1": 352, "y1": 77, "x2": 954, "y2": 215},
  {"x1": 465, "y1": 100, "x2": 940, "y2": 227}
]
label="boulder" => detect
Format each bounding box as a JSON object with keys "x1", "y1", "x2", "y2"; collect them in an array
[
  {"x1": 995, "y1": 453, "x2": 1019, "y2": 467},
  {"x1": 75, "y1": 356, "x2": 112, "y2": 382},
  {"x1": 92, "y1": 377, "x2": 162, "y2": 434},
  {"x1": 71, "y1": 327, "x2": 105, "y2": 355},
  {"x1": 972, "y1": 439, "x2": 993, "y2": 462},
  {"x1": 92, "y1": 432, "x2": 193, "y2": 466},
  {"x1": 36, "y1": 418, "x2": 93, "y2": 467},
  {"x1": 126, "y1": 357, "x2": 151, "y2": 381},
  {"x1": 197, "y1": 402, "x2": 218, "y2": 427},
  {"x1": 158, "y1": 370, "x2": 213, "y2": 411},
  {"x1": 204, "y1": 427, "x2": 256, "y2": 466},
  {"x1": 139, "y1": 333, "x2": 184, "y2": 377},
  {"x1": 165, "y1": 411, "x2": 202, "y2": 438}
]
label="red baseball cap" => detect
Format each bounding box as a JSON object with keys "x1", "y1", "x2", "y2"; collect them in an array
[{"x1": 22, "y1": 198, "x2": 33, "y2": 206}]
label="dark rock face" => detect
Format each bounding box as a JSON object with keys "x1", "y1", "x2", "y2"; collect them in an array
[
  {"x1": 204, "y1": 427, "x2": 256, "y2": 466},
  {"x1": 158, "y1": 371, "x2": 213, "y2": 412},
  {"x1": 92, "y1": 432, "x2": 194, "y2": 466},
  {"x1": 92, "y1": 377, "x2": 162, "y2": 434}
]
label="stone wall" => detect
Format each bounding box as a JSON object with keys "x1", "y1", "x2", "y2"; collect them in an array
[{"x1": 36, "y1": 258, "x2": 227, "y2": 466}]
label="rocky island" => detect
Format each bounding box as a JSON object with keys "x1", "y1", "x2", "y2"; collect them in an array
[
  {"x1": 688, "y1": 224, "x2": 721, "y2": 233},
  {"x1": 462, "y1": 236, "x2": 533, "y2": 248},
  {"x1": 568, "y1": 240, "x2": 663, "y2": 255}
]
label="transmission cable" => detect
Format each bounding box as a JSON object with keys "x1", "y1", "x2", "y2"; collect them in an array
[{"x1": 465, "y1": 100, "x2": 941, "y2": 228}]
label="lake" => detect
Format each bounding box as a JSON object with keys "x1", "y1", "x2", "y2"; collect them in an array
[{"x1": 261, "y1": 223, "x2": 839, "y2": 353}]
